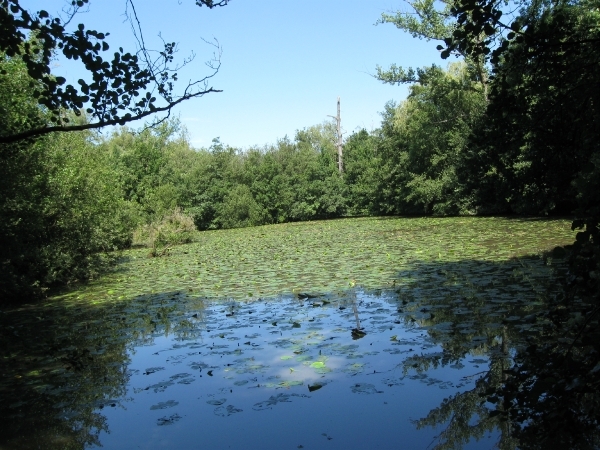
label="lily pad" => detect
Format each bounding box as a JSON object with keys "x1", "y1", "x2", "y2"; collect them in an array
[
  {"x1": 150, "y1": 400, "x2": 179, "y2": 410},
  {"x1": 350, "y1": 383, "x2": 382, "y2": 395},
  {"x1": 214, "y1": 405, "x2": 243, "y2": 417},
  {"x1": 157, "y1": 414, "x2": 182, "y2": 426}
]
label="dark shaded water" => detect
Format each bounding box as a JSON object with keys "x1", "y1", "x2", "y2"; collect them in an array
[{"x1": 1, "y1": 253, "x2": 580, "y2": 449}]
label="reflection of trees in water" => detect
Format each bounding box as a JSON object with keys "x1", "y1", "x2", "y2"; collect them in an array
[
  {"x1": 497, "y1": 289, "x2": 600, "y2": 449},
  {"x1": 412, "y1": 326, "x2": 519, "y2": 450},
  {"x1": 394, "y1": 254, "x2": 598, "y2": 449},
  {"x1": 0, "y1": 291, "x2": 206, "y2": 449},
  {"x1": 2, "y1": 250, "x2": 594, "y2": 449}
]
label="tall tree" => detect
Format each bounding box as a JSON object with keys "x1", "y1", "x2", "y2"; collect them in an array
[
  {"x1": 376, "y1": 0, "x2": 491, "y2": 99},
  {"x1": 456, "y1": 0, "x2": 600, "y2": 215},
  {"x1": 0, "y1": 55, "x2": 138, "y2": 300}
]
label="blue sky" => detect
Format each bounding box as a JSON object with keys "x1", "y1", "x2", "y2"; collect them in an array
[{"x1": 48, "y1": 1, "x2": 443, "y2": 149}]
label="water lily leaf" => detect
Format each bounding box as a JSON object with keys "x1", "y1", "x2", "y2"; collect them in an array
[
  {"x1": 265, "y1": 380, "x2": 303, "y2": 389},
  {"x1": 214, "y1": 405, "x2": 242, "y2": 416},
  {"x1": 350, "y1": 383, "x2": 382, "y2": 394},
  {"x1": 150, "y1": 400, "x2": 179, "y2": 410},
  {"x1": 157, "y1": 414, "x2": 182, "y2": 426},
  {"x1": 144, "y1": 367, "x2": 165, "y2": 375},
  {"x1": 252, "y1": 393, "x2": 309, "y2": 411},
  {"x1": 351, "y1": 329, "x2": 367, "y2": 340},
  {"x1": 344, "y1": 363, "x2": 365, "y2": 374}
]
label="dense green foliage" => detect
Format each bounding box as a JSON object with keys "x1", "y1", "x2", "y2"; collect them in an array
[
  {"x1": 456, "y1": 0, "x2": 600, "y2": 218},
  {"x1": 97, "y1": 122, "x2": 347, "y2": 231},
  {"x1": 0, "y1": 55, "x2": 136, "y2": 299}
]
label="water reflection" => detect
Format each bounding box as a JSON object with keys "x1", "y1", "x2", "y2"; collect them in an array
[
  {"x1": 0, "y1": 292, "x2": 206, "y2": 449},
  {"x1": 84, "y1": 293, "x2": 484, "y2": 449},
  {"x1": 1, "y1": 253, "x2": 596, "y2": 449}
]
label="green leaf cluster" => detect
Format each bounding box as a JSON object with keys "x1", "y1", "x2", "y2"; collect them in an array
[
  {"x1": 0, "y1": 55, "x2": 139, "y2": 301},
  {"x1": 0, "y1": 1, "x2": 226, "y2": 142}
]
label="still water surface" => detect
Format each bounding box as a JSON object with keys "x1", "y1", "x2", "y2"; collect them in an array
[
  {"x1": 1, "y1": 251, "x2": 566, "y2": 449},
  {"x1": 99, "y1": 293, "x2": 495, "y2": 449}
]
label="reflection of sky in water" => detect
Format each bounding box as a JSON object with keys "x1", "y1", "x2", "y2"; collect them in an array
[{"x1": 95, "y1": 292, "x2": 498, "y2": 449}]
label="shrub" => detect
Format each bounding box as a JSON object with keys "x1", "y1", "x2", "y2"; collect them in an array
[
  {"x1": 133, "y1": 208, "x2": 196, "y2": 256},
  {"x1": 216, "y1": 184, "x2": 269, "y2": 229}
]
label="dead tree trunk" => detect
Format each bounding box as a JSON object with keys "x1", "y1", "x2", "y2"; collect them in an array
[{"x1": 328, "y1": 97, "x2": 343, "y2": 174}]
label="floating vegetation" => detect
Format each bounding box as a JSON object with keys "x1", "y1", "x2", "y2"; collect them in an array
[
  {"x1": 156, "y1": 414, "x2": 181, "y2": 426},
  {"x1": 252, "y1": 393, "x2": 310, "y2": 411},
  {"x1": 0, "y1": 217, "x2": 580, "y2": 449},
  {"x1": 150, "y1": 400, "x2": 179, "y2": 410},
  {"x1": 48, "y1": 216, "x2": 574, "y2": 304},
  {"x1": 350, "y1": 383, "x2": 383, "y2": 395}
]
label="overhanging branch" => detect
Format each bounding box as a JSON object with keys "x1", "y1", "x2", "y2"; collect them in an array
[
  {"x1": 0, "y1": 1, "x2": 226, "y2": 144},
  {"x1": 0, "y1": 86, "x2": 221, "y2": 144}
]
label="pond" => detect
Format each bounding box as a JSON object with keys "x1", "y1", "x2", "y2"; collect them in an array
[{"x1": 0, "y1": 217, "x2": 584, "y2": 449}]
